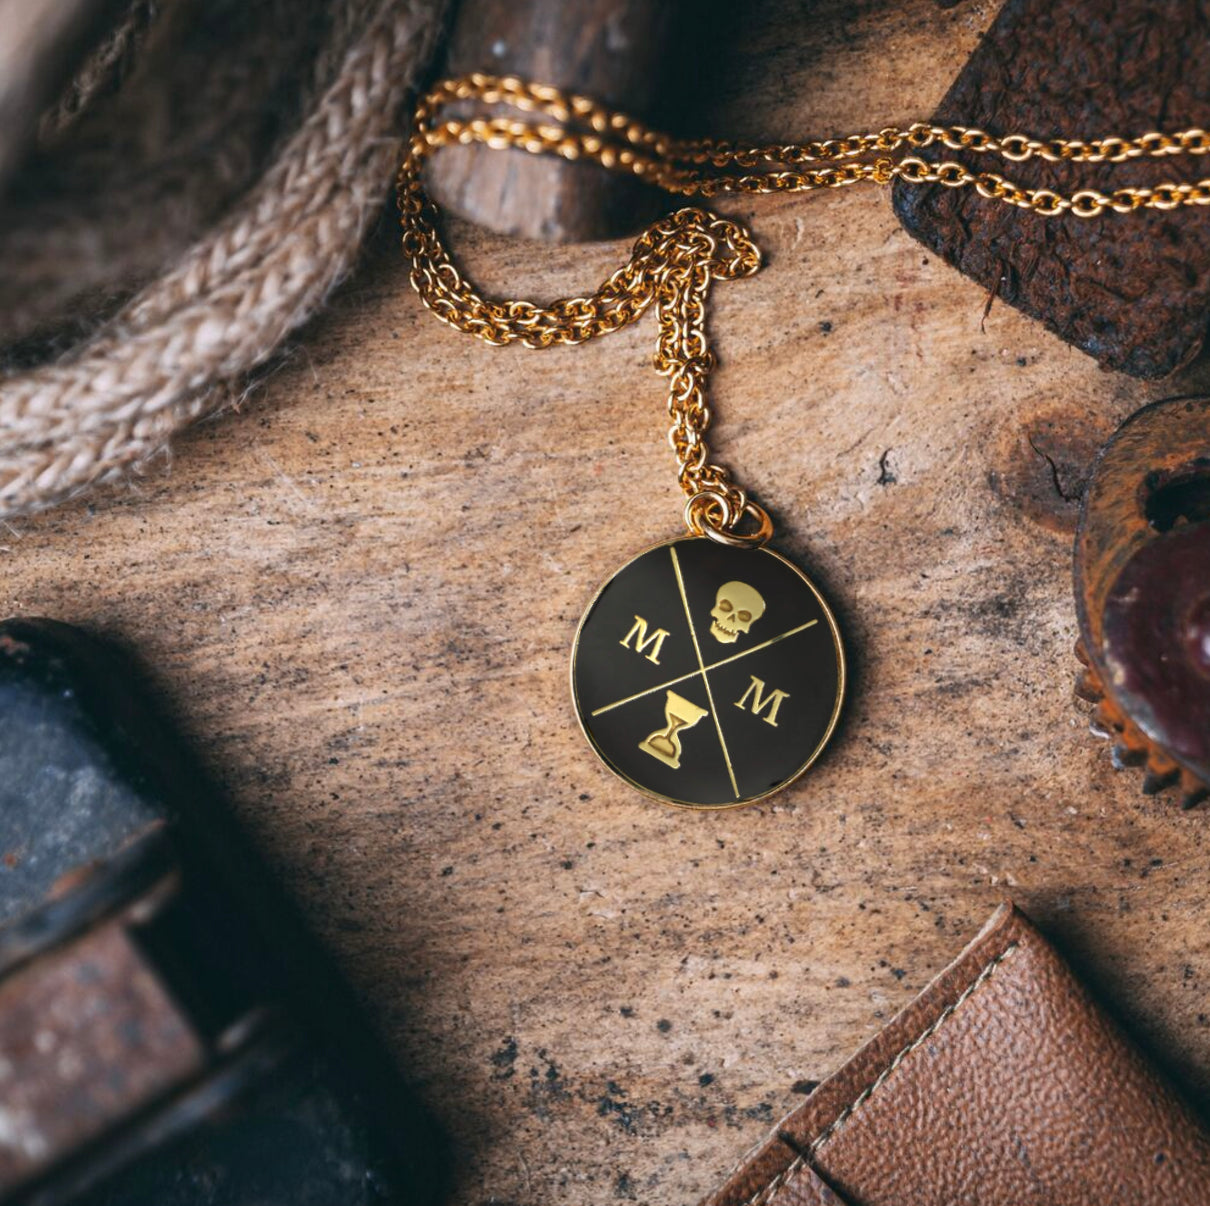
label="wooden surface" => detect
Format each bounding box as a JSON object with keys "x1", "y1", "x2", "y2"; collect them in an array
[{"x1": 5, "y1": 2, "x2": 1210, "y2": 1202}]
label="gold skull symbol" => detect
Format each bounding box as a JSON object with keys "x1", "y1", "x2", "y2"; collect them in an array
[{"x1": 709, "y1": 581, "x2": 766, "y2": 644}]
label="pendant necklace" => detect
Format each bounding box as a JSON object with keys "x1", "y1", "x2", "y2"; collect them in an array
[{"x1": 397, "y1": 74, "x2": 1210, "y2": 810}]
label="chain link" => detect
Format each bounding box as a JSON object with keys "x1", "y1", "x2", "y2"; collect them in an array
[{"x1": 398, "y1": 73, "x2": 1210, "y2": 543}]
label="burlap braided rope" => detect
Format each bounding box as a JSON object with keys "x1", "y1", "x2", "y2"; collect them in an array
[{"x1": 0, "y1": 0, "x2": 447, "y2": 517}]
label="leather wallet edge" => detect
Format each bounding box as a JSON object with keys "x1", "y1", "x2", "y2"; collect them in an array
[{"x1": 699, "y1": 900, "x2": 1026, "y2": 1206}]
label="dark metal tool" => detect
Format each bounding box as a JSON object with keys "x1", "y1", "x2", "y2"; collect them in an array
[
  {"x1": 0, "y1": 619, "x2": 444, "y2": 1205},
  {"x1": 1075, "y1": 396, "x2": 1210, "y2": 808}
]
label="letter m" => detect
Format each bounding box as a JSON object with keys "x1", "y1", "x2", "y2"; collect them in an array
[
  {"x1": 620, "y1": 615, "x2": 670, "y2": 665},
  {"x1": 735, "y1": 676, "x2": 790, "y2": 727}
]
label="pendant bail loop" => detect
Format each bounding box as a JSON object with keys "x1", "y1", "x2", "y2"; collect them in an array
[{"x1": 684, "y1": 491, "x2": 774, "y2": 548}]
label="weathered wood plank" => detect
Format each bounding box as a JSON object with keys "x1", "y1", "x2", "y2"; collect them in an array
[
  {"x1": 426, "y1": 0, "x2": 678, "y2": 242},
  {"x1": 3, "y1": 2, "x2": 1210, "y2": 1203}
]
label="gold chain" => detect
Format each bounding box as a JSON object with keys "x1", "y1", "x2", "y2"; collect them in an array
[{"x1": 398, "y1": 73, "x2": 1210, "y2": 546}]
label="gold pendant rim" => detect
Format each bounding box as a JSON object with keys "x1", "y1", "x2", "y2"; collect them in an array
[{"x1": 569, "y1": 534, "x2": 847, "y2": 811}]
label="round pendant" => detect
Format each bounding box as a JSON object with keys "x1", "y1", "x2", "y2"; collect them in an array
[{"x1": 571, "y1": 536, "x2": 845, "y2": 809}]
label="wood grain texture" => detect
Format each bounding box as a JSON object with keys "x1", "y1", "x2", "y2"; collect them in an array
[{"x1": 4, "y1": 2, "x2": 1210, "y2": 1202}]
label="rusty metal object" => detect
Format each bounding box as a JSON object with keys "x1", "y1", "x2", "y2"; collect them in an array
[
  {"x1": 425, "y1": 0, "x2": 679, "y2": 243},
  {"x1": 0, "y1": 619, "x2": 444, "y2": 1205},
  {"x1": 1074, "y1": 396, "x2": 1210, "y2": 808},
  {"x1": 893, "y1": 0, "x2": 1210, "y2": 380}
]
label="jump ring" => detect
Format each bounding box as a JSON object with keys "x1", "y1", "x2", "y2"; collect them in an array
[
  {"x1": 684, "y1": 492, "x2": 774, "y2": 548},
  {"x1": 683, "y1": 490, "x2": 733, "y2": 537},
  {"x1": 701, "y1": 500, "x2": 774, "y2": 548}
]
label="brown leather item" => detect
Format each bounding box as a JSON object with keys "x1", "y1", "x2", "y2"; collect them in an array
[{"x1": 702, "y1": 903, "x2": 1210, "y2": 1206}]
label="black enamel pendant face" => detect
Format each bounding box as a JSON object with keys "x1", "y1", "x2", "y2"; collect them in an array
[{"x1": 571, "y1": 537, "x2": 845, "y2": 809}]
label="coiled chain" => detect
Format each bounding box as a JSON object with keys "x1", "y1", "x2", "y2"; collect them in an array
[{"x1": 398, "y1": 73, "x2": 1210, "y2": 545}]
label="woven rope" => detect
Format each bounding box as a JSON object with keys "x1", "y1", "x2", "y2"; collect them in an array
[{"x1": 0, "y1": 0, "x2": 447, "y2": 517}]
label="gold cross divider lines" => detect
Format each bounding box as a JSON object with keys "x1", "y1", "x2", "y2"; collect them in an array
[
  {"x1": 589, "y1": 615, "x2": 819, "y2": 719},
  {"x1": 668, "y1": 546, "x2": 740, "y2": 799}
]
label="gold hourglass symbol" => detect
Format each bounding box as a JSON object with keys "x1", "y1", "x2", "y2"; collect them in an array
[{"x1": 639, "y1": 691, "x2": 709, "y2": 769}]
